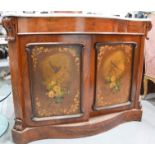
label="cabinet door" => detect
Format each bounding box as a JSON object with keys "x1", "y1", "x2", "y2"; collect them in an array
[
  {"x1": 94, "y1": 42, "x2": 136, "y2": 111},
  {"x1": 26, "y1": 43, "x2": 86, "y2": 124}
]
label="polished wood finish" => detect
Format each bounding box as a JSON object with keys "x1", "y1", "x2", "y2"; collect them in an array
[
  {"x1": 2, "y1": 15, "x2": 151, "y2": 143},
  {"x1": 12, "y1": 109, "x2": 142, "y2": 144}
]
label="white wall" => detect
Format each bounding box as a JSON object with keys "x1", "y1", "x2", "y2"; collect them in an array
[{"x1": 0, "y1": 0, "x2": 154, "y2": 13}]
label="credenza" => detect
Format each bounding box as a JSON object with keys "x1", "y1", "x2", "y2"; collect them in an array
[{"x1": 2, "y1": 14, "x2": 151, "y2": 143}]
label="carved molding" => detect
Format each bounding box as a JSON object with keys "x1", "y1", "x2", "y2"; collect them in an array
[
  {"x1": 14, "y1": 119, "x2": 24, "y2": 131},
  {"x1": 145, "y1": 22, "x2": 152, "y2": 40},
  {"x1": 2, "y1": 17, "x2": 16, "y2": 41}
]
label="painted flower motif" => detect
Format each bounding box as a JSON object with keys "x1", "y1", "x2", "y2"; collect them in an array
[
  {"x1": 106, "y1": 75, "x2": 120, "y2": 93},
  {"x1": 46, "y1": 80, "x2": 66, "y2": 104},
  {"x1": 47, "y1": 90, "x2": 55, "y2": 98},
  {"x1": 53, "y1": 85, "x2": 61, "y2": 93},
  {"x1": 50, "y1": 81, "x2": 56, "y2": 86}
]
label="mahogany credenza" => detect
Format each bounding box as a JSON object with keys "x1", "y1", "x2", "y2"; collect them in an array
[{"x1": 2, "y1": 15, "x2": 151, "y2": 143}]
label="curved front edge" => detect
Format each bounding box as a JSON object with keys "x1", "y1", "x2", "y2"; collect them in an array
[{"x1": 12, "y1": 109, "x2": 142, "y2": 144}]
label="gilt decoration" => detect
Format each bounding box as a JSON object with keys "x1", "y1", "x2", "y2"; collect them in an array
[
  {"x1": 27, "y1": 45, "x2": 82, "y2": 117},
  {"x1": 95, "y1": 43, "x2": 134, "y2": 108}
]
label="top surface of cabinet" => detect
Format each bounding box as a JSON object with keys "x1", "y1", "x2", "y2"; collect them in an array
[
  {"x1": 2, "y1": 13, "x2": 151, "y2": 20},
  {"x1": 2, "y1": 15, "x2": 151, "y2": 37}
]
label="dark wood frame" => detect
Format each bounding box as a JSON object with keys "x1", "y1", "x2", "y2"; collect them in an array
[
  {"x1": 26, "y1": 43, "x2": 86, "y2": 124},
  {"x1": 93, "y1": 42, "x2": 136, "y2": 111}
]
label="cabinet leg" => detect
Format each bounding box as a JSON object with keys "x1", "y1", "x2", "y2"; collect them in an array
[{"x1": 143, "y1": 76, "x2": 148, "y2": 99}]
